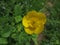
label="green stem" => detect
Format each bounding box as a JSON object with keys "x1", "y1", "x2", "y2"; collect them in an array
[{"x1": 32, "y1": 35, "x2": 38, "y2": 45}]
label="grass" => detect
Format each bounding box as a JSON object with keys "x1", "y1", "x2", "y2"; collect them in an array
[{"x1": 0, "y1": 0, "x2": 60, "y2": 45}]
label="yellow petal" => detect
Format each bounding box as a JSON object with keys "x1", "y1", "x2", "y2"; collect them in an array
[
  {"x1": 24, "y1": 28, "x2": 34, "y2": 34},
  {"x1": 34, "y1": 25, "x2": 44, "y2": 34},
  {"x1": 38, "y1": 13, "x2": 46, "y2": 24},
  {"x1": 22, "y1": 16, "x2": 29, "y2": 27},
  {"x1": 26, "y1": 11, "x2": 38, "y2": 18},
  {"x1": 27, "y1": 11, "x2": 37, "y2": 16}
]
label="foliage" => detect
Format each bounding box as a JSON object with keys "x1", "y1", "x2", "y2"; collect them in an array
[{"x1": 0, "y1": 0, "x2": 60, "y2": 45}]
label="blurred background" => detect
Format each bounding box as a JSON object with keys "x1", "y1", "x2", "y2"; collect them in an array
[{"x1": 0, "y1": 0, "x2": 60, "y2": 45}]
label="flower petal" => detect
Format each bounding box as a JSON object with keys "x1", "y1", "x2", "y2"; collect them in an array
[
  {"x1": 34, "y1": 25, "x2": 44, "y2": 34},
  {"x1": 38, "y1": 13, "x2": 46, "y2": 24},
  {"x1": 24, "y1": 28, "x2": 34, "y2": 34},
  {"x1": 22, "y1": 17, "x2": 29, "y2": 27},
  {"x1": 26, "y1": 11, "x2": 38, "y2": 18}
]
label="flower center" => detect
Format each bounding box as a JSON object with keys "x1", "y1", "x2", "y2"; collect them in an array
[
  {"x1": 28, "y1": 26, "x2": 35, "y2": 31},
  {"x1": 28, "y1": 21, "x2": 36, "y2": 31}
]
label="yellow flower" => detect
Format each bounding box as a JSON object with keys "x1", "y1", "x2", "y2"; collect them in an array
[{"x1": 22, "y1": 11, "x2": 46, "y2": 34}]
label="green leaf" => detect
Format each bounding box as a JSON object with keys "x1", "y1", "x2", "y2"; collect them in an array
[
  {"x1": 26, "y1": 42, "x2": 30, "y2": 45},
  {"x1": 1, "y1": 24, "x2": 15, "y2": 37},
  {"x1": 15, "y1": 15, "x2": 22, "y2": 23},
  {"x1": 1, "y1": 31, "x2": 11, "y2": 37},
  {"x1": 0, "y1": 38, "x2": 8, "y2": 44},
  {"x1": 56, "y1": 40, "x2": 60, "y2": 44},
  {"x1": 16, "y1": 23, "x2": 23, "y2": 31},
  {"x1": 14, "y1": 4, "x2": 22, "y2": 16},
  {"x1": 32, "y1": 34, "x2": 38, "y2": 45}
]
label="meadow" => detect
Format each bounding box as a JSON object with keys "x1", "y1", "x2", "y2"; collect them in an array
[{"x1": 0, "y1": 0, "x2": 60, "y2": 45}]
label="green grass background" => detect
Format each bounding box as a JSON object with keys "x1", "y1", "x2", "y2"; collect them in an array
[{"x1": 0, "y1": 0, "x2": 60, "y2": 45}]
